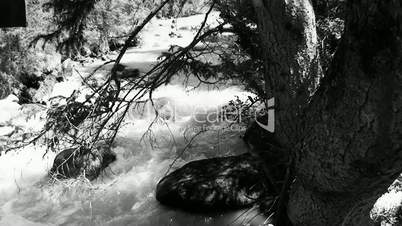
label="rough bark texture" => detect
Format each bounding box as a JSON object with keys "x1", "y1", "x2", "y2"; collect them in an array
[
  {"x1": 252, "y1": 0, "x2": 402, "y2": 225},
  {"x1": 251, "y1": 0, "x2": 322, "y2": 145}
]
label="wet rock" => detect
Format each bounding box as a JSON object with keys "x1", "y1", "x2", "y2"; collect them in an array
[
  {"x1": 50, "y1": 146, "x2": 116, "y2": 181},
  {"x1": 89, "y1": 43, "x2": 102, "y2": 57},
  {"x1": 80, "y1": 46, "x2": 91, "y2": 57},
  {"x1": 108, "y1": 39, "x2": 125, "y2": 51},
  {"x1": 18, "y1": 87, "x2": 33, "y2": 104},
  {"x1": 108, "y1": 37, "x2": 139, "y2": 52},
  {"x1": 30, "y1": 76, "x2": 57, "y2": 103},
  {"x1": 156, "y1": 153, "x2": 266, "y2": 210},
  {"x1": 113, "y1": 64, "x2": 141, "y2": 81},
  {"x1": 18, "y1": 72, "x2": 43, "y2": 90}
]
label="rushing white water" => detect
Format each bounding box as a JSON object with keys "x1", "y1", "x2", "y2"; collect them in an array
[
  {"x1": 0, "y1": 84, "x2": 268, "y2": 226},
  {"x1": 0, "y1": 12, "x2": 269, "y2": 226}
]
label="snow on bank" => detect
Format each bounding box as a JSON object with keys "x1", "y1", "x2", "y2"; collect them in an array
[
  {"x1": 137, "y1": 12, "x2": 221, "y2": 51},
  {"x1": 118, "y1": 11, "x2": 222, "y2": 71}
]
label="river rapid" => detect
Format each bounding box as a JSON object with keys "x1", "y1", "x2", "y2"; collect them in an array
[
  {"x1": 0, "y1": 84, "x2": 267, "y2": 226},
  {"x1": 0, "y1": 13, "x2": 268, "y2": 226}
]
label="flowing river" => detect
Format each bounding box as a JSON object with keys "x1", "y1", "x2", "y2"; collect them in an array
[
  {"x1": 0, "y1": 13, "x2": 267, "y2": 226},
  {"x1": 0, "y1": 85, "x2": 266, "y2": 226}
]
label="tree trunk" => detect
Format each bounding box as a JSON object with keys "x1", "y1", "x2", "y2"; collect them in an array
[
  {"x1": 251, "y1": 0, "x2": 402, "y2": 225},
  {"x1": 251, "y1": 0, "x2": 322, "y2": 146},
  {"x1": 98, "y1": 1, "x2": 112, "y2": 54}
]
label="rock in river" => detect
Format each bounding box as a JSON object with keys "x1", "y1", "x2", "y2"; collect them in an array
[
  {"x1": 50, "y1": 145, "x2": 116, "y2": 181},
  {"x1": 156, "y1": 153, "x2": 266, "y2": 211}
]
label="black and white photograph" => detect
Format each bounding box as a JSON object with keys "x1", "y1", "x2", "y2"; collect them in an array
[{"x1": 0, "y1": 0, "x2": 401, "y2": 225}]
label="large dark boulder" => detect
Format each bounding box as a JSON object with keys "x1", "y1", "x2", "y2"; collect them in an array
[
  {"x1": 50, "y1": 146, "x2": 116, "y2": 181},
  {"x1": 156, "y1": 153, "x2": 267, "y2": 211}
]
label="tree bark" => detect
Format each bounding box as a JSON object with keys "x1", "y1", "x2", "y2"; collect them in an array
[
  {"x1": 251, "y1": 0, "x2": 402, "y2": 225},
  {"x1": 251, "y1": 0, "x2": 322, "y2": 146}
]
